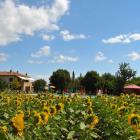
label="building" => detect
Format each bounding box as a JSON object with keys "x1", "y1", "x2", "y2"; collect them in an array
[{"x1": 0, "y1": 71, "x2": 34, "y2": 92}]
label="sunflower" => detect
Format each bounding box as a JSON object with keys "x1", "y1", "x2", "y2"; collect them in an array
[
  {"x1": 0, "y1": 126, "x2": 8, "y2": 134},
  {"x1": 87, "y1": 107, "x2": 93, "y2": 114},
  {"x1": 40, "y1": 112, "x2": 49, "y2": 124},
  {"x1": 32, "y1": 110, "x2": 38, "y2": 116},
  {"x1": 118, "y1": 106, "x2": 128, "y2": 115},
  {"x1": 16, "y1": 99, "x2": 21, "y2": 107},
  {"x1": 41, "y1": 100, "x2": 47, "y2": 107},
  {"x1": 67, "y1": 98, "x2": 72, "y2": 103},
  {"x1": 123, "y1": 101, "x2": 128, "y2": 106},
  {"x1": 128, "y1": 114, "x2": 140, "y2": 129},
  {"x1": 86, "y1": 101, "x2": 92, "y2": 107},
  {"x1": 11, "y1": 112, "x2": 24, "y2": 136},
  {"x1": 43, "y1": 106, "x2": 50, "y2": 114},
  {"x1": 85, "y1": 97, "x2": 91, "y2": 103},
  {"x1": 110, "y1": 104, "x2": 117, "y2": 109},
  {"x1": 56, "y1": 103, "x2": 64, "y2": 112},
  {"x1": 34, "y1": 113, "x2": 42, "y2": 125},
  {"x1": 85, "y1": 114, "x2": 99, "y2": 129},
  {"x1": 50, "y1": 106, "x2": 56, "y2": 115}
]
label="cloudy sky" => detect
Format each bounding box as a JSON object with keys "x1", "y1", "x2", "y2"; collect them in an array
[{"x1": 0, "y1": 0, "x2": 140, "y2": 81}]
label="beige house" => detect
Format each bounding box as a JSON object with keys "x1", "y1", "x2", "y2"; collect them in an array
[{"x1": 0, "y1": 71, "x2": 34, "y2": 92}]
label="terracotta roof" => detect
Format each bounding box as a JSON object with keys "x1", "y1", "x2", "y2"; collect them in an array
[
  {"x1": 0, "y1": 71, "x2": 30, "y2": 78},
  {"x1": 124, "y1": 84, "x2": 140, "y2": 89}
]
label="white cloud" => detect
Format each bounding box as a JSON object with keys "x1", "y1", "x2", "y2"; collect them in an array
[
  {"x1": 32, "y1": 74, "x2": 50, "y2": 83},
  {"x1": 60, "y1": 30, "x2": 87, "y2": 41},
  {"x1": 102, "y1": 33, "x2": 140, "y2": 44},
  {"x1": 94, "y1": 52, "x2": 113, "y2": 64},
  {"x1": 28, "y1": 60, "x2": 43, "y2": 64},
  {"x1": 0, "y1": 0, "x2": 70, "y2": 46},
  {"x1": 31, "y1": 46, "x2": 51, "y2": 58},
  {"x1": 127, "y1": 51, "x2": 140, "y2": 61},
  {"x1": 108, "y1": 59, "x2": 113, "y2": 63},
  {"x1": 49, "y1": 54, "x2": 79, "y2": 63},
  {"x1": 42, "y1": 34, "x2": 55, "y2": 41},
  {"x1": 94, "y1": 52, "x2": 107, "y2": 62},
  {"x1": 129, "y1": 33, "x2": 140, "y2": 41},
  {"x1": 0, "y1": 53, "x2": 8, "y2": 62}
]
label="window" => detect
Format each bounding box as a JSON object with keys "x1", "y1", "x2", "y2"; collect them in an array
[{"x1": 9, "y1": 78, "x2": 13, "y2": 82}]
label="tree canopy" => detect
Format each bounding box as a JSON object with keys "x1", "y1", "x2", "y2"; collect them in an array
[
  {"x1": 81, "y1": 71, "x2": 99, "y2": 95},
  {"x1": 33, "y1": 79, "x2": 46, "y2": 92},
  {"x1": 100, "y1": 73, "x2": 116, "y2": 95},
  {"x1": 49, "y1": 69, "x2": 71, "y2": 93},
  {"x1": 10, "y1": 79, "x2": 21, "y2": 90},
  {"x1": 115, "y1": 62, "x2": 136, "y2": 94},
  {"x1": 0, "y1": 79, "x2": 8, "y2": 91}
]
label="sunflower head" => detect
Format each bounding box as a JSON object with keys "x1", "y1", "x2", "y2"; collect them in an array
[
  {"x1": 86, "y1": 101, "x2": 92, "y2": 107},
  {"x1": 85, "y1": 114, "x2": 99, "y2": 129},
  {"x1": 87, "y1": 108, "x2": 93, "y2": 114},
  {"x1": 43, "y1": 106, "x2": 50, "y2": 114},
  {"x1": 110, "y1": 104, "x2": 117, "y2": 109},
  {"x1": 34, "y1": 113, "x2": 42, "y2": 125},
  {"x1": 56, "y1": 103, "x2": 64, "y2": 112},
  {"x1": 123, "y1": 101, "x2": 128, "y2": 106},
  {"x1": 50, "y1": 106, "x2": 56, "y2": 115},
  {"x1": 40, "y1": 112, "x2": 49, "y2": 124},
  {"x1": 11, "y1": 113, "x2": 24, "y2": 136},
  {"x1": 0, "y1": 126, "x2": 8, "y2": 134},
  {"x1": 128, "y1": 114, "x2": 140, "y2": 129},
  {"x1": 118, "y1": 106, "x2": 128, "y2": 115}
]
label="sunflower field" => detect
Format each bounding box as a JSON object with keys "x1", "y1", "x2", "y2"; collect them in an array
[{"x1": 0, "y1": 92, "x2": 140, "y2": 140}]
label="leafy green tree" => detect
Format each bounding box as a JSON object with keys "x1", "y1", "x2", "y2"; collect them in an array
[
  {"x1": 72, "y1": 71, "x2": 75, "y2": 82},
  {"x1": 69, "y1": 73, "x2": 84, "y2": 93},
  {"x1": 10, "y1": 79, "x2": 21, "y2": 90},
  {"x1": 33, "y1": 79, "x2": 46, "y2": 92},
  {"x1": 115, "y1": 62, "x2": 136, "y2": 94},
  {"x1": 49, "y1": 69, "x2": 71, "y2": 93},
  {"x1": 81, "y1": 71, "x2": 99, "y2": 95},
  {"x1": 127, "y1": 77, "x2": 140, "y2": 86},
  {"x1": 100, "y1": 73, "x2": 116, "y2": 94},
  {"x1": 0, "y1": 79, "x2": 8, "y2": 91}
]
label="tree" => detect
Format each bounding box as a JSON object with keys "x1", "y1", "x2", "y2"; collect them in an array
[
  {"x1": 100, "y1": 73, "x2": 116, "y2": 95},
  {"x1": 68, "y1": 73, "x2": 83, "y2": 93},
  {"x1": 127, "y1": 77, "x2": 140, "y2": 86},
  {"x1": 0, "y1": 79, "x2": 8, "y2": 91},
  {"x1": 33, "y1": 79, "x2": 46, "y2": 92},
  {"x1": 10, "y1": 79, "x2": 21, "y2": 90},
  {"x1": 115, "y1": 62, "x2": 136, "y2": 94},
  {"x1": 49, "y1": 69, "x2": 71, "y2": 93},
  {"x1": 72, "y1": 71, "x2": 75, "y2": 82},
  {"x1": 81, "y1": 71, "x2": 99, "y2": 95}
]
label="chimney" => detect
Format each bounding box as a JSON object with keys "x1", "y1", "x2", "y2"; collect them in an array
[{"x1": 10, "y1": 69, "x2": 12, "y2": 73}]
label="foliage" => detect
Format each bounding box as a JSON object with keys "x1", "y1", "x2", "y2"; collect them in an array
[
  {"x1": 49, "y1": 69, "x2": 71, "y2": 93},
  {"x1": 127, "y1": 77, "x2": 140, "y2": 86},
  {"x1": 99, "y1": 73, "x2": 116, "y2": 95},
  {"x1": 10, "y1": 79, "x2": 21, "y2": 90},
  {"x1": 93, "y1": 94, "x2": 139, "y2": 139},
  {"x1": 68, "y1": 72, "x2": 83, "y2": 93},
  {"x1": 115, "y1": 62, "x2": 136, "y2": 94},
  {"x1": 33, "y1": 79, "x2": 46, "y2": 92},
  {"x1": 0, "y1": 92, "x2": 139, "y2": 140},
  {"x1": 81, "y1": 71, "x2": 99, "y2": 95},
  {"x1": 0, "y1": 92, "x2": 139, "y2": 139},
  {"x1": 0, "y1": 79, "x2": 8, "y2": 91}
]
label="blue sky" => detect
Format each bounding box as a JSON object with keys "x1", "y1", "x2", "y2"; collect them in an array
[{"x1": 0, "y1": 0, "x2": 140, "y2": 81}]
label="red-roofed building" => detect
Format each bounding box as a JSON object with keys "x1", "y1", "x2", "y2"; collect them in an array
[
  {"x1": 0, "y1": 70, "x2": 34, "y2": 92},
  {"x1": 124, "y1": 84, "x2": 140, "y2": 94}
]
